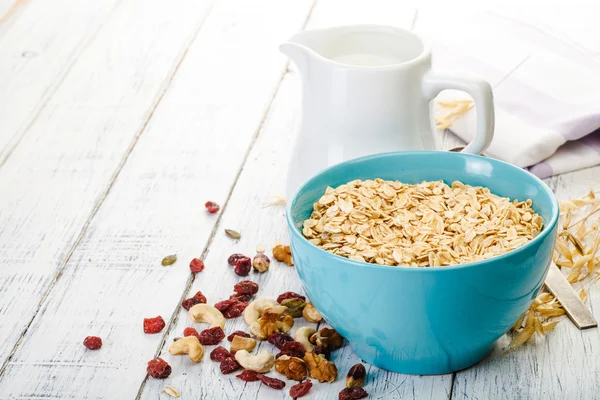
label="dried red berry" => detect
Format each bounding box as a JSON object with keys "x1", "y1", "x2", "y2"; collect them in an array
[
  {"x1": 181, "y1": 291, "x2": 207, "y2": 310},
  {"x1": 220, "y1": 357, "x2": 241, "y2": 374},
  {"x1": 215, "y1": 298, "x2": 247, "y2": 318},
  {"x1": 189, "y1": 258, "x2": 205, "y2": 273},
  {"x1": 290, "y1": 380, "x2": 313, "y2": 397},
  {"x1": 146, "y1": 358, "x2": 172, "y2": 379},
  {"x1": 234, "y1": 280, "x2": 259, "y2": 295},
  {"x1": 227, "y1": 253, "x2": 247, "y2": 265},
  {"x1": 233, "y1": 259, "x2": 252, "y2": 276},
  {"x1": 183, "y1": 327, "x2": 202, "y2": 342},
  {"x1": 227, "y1": 331, "x2": 251, "y2": 342},
  {"x1": 276, "y1": 341, "x2": 306, "y2": 358},
  {"x1": 236, "y1": 369, "x2": 261, "y2": 382},
  {"x1": 339, "y1": 387, "x2": 368, "y2": 400},
  {"x1": 258, "y1": 374, "x2": 286, "y2": 389},
  {"x1": 143, "y1": 316, "x2": 165, "y2": 334},
  {"x1": 205, "y1": 201, "x2": 220, "y2": 213},
  {"x1": 313, "y1": 345, "x2": 331, "y2": 360},
  {"x1": 210, "y1": 346, "x2": 234, "y2": 362},
  {"x1": 199, "y1": 326, "x2": 225, "y2": 345},
  {"x1": 230, "y1": 293, "x2": 252, "y2": 303},
  {"x1": 277, "y1": 292, "x2": 306, "y2": 304},
  {"x1": 267, "y1": 333, "x2": 294, "y2": 349},
  {"x1": 83, "y1": 336, "x2": 102, "y2": 350}
]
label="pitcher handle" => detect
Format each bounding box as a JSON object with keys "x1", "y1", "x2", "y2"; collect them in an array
[{"x1": 422, "y1": 71, "x2": 495, "y2": 155}]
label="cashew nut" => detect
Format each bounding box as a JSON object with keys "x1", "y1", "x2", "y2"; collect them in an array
[
  {"x1": 234, "y1": 350, "x2": 275, "y2": 373},
  {"x1": 189, "y1": 304, "x2": 225, "y2": 328},
  {"x1": 230, "y1": 335, "x2": 257, "y2": 353},
  {"x1": 243, "y1": 297, "x2": 278, "y2": 325},
  {"x1": 294, "y1": 326, "x2": 316, "y2": 352},
  {"x1": 168, "y1": 336, "x2": 204, "y2": 362}
]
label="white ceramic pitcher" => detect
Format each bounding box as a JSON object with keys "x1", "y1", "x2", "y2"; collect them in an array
[{"x1": 280, "y1": 25, "x2": 495, "y2": 198}]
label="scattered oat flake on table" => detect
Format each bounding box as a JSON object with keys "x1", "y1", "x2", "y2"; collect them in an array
[
  {"x1": 262, "y1": 195, "x2": 286, "y2": 208},
  {"x1": 509, "y1": 189, "x2": 600, "y2": 349},
  {"x1": 225, "y1": 229, "x2": 241, "y2": 239},
  {"x1": 162, "y1": 386, "x2": 180, "y2": 398},
  {"x1": 161, "y1": 254, "x2": 177, "y2": 266}
]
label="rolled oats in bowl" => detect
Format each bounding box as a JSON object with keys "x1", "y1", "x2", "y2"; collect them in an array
[{"x1": 301, "y1": 179, "x2": 543, "y2": 267}]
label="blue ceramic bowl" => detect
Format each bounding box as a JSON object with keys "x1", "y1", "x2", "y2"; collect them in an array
[{"x1": 286, "y1": 151, "x2": 559, "y2": 375}]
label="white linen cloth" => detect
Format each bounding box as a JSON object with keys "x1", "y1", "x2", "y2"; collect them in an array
[{"x1": 421, "y1": 7, "x2": 600, "y2": 178}]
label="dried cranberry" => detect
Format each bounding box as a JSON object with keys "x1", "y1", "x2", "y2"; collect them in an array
[
  {"x1": 220, "y1": 357, "x2": 241, "y2": 374},
  {"x1": 289, "y1": 380, "x2": 313, "y2": 397},
  {"x1": 233, "y1": 259, "x2": 252, "y2": 276},
  {"x1": 227, "y1": 331, "x2": 251, "y2": 342},
  {"x1": 258, "y1": 374, "x2": 286, "y2": 389},
  {"x1": 313, "y1": 345, "x2": 331, "y2": 360},
  {"x1": 339, "y1": 387, "x2": 368, "y2": 400},
  {"x1": 143, "y1": 316, "x2": 165, "y2": 334},
  {"x1": 205, "y1": 201, "x2": 220, "y2": 213},
  {"x1": 228, "y1": 253, "x2": 247, "y2": 265},
  {"x1": 183, "y1": 327, "x2": 202, "y2": 342},
  {"x1": 236, "y1": 369, "x2": 261, "y2": 382},
  {"x1": 146, "y1": 358, "x2": 172, "y2": 379},
  {"x1": 234, "y1": 280, "x2": 259, "y2": 295},
  {"x1": 267, "y1": 333, "x2": 294, "y2": 349},
  {"x1": 210, "y1": 346, "x2": 234, "y2": 362},
  {"x1": 181, "y1": 291, "x2": 207, "y2": 310},
  {"x1": 276, "y1": 341, "x2": 306, "y2": 358},
  {"x1": 230, "y1": 293, "x2": 252, "y2": 303},
  {"x1": 276, "y1": 292, "x2": 306, "y2": 304},
  {"x1": 215, "y1": 298, "x2": 247, "y2": 318},
  {"x1": 189, "y1": 258, "x2": 205, "y2": 273},
  {"x1": 199, "y1": 326, "x2": 225, "y2": 345},
  {"x1": 83, "y1": 336, "x2": 102, "y2": 350}
]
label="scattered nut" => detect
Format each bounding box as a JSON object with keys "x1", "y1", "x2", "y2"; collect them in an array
[
  {"x1": 275, "y1": 355, "x2": 307, "y2": 381},
  {"x1": 234, "y1": 350, "x2": 275, "y2": 373},
  {"x1": 256, "y1": 244, "x2": 265, "y2": 253},
  {"x1": 294, "y1": 327, "x2": 316, "y2": 352},
  {"x1": 189, "y1": 304, "x2": 225, "y2": 328},
  {"x1": 161, "y1": 254, "x2": 177, "y2": 266},
  {"x1": 281, "y1": 297, "x2": 306, "y2": 318},
  {"x1": 250, "y1": 305, "x2": 294, "y2": 340},
  {"x1": 302, "y1": 303, "x2": 323, "y2": 323},
  {"x1": 346, "y1": 363, "x2": 366, "y2": 388},
  {"x1": 225, "y1": 229, "x2": 241, "y2": 239},
  {"x1": 304, "y1": 352, "x2": 337, "y2": 383},
  {"x1": 230, "y1": 335, "x2": 257, "y2": 354},
  {"x1": 169, "y1": 336, "x2": 204, "y2": 363},
  {"x1": 252, "y1": 253, "x2": 270, "y2": 272},
  {"x1": 273, "y1": 244, "x2": 293, "y2": 266},
  {"x1": 243, "y1": 297, "x2": 278, "y2": 325},
  {"x1": 310, "y1": 328, "x2": 344, "y2": 351}
]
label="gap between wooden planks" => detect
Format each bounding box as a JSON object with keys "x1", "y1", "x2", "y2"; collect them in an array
[
  {"x1": 0, "y1": 0, "x2": 217, "y2": 384},
  {"x1": 0, "y1": 0, "x2": 315, "y2": 398},
  {"x1": 0, "y1": 0, "x2": 123, "y2": 166}
]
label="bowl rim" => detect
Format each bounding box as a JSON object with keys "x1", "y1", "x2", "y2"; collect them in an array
[{"x1": 286, "y1": 151, "x2": 560, "y2": 272}]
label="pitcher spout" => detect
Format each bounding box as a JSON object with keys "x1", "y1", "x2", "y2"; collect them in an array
[{"x1": 279, "y1": 30, "x2": 327, "y2": 77}]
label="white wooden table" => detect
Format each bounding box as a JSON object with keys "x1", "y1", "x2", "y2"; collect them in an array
[{"x1": 1, "y1": 0, "x2": 599, "y2": 398}]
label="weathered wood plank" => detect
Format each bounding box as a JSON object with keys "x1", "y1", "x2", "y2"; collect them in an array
[
  {"x1": 0, "y1": 0, "x2": 121, "y2": 162},
  {"x1": 0, "y1": 0, "x2": 314, "y2": 398},
  {"x1": 0, "y1": 0, "x2": 216, "y2": 381}
]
